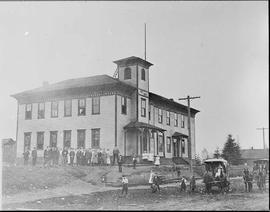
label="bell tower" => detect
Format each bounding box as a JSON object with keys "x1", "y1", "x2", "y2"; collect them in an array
[{"x1": 113, "y1": 56, "x2": 153, "y2": 123}]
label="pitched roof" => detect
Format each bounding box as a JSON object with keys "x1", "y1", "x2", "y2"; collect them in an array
[
  {"x1": 2, "y1": 138, "x2": 16, "y2": 145},
  {"x1": 149, "y1": 92, "x2": 200, "y2": 115},
  {"x1": 113, "y1": 56, "x2": 153, "y2": 68},
  {"x1": 240, "y1": 149, "x2": 269, "y2": 159},
  {"x1": 124, "y1": 121, "x2": 166, "y2": 132},
  {"x1": 11, "y1": 75, "x2": 134, "y2": 99}
]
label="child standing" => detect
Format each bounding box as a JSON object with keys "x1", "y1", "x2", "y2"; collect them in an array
[
  {"x1": 132, "y1": 154, "x2": 137, "y2": 169},
  {"x1": 121, "y1": 175, "x2": 129, "y2": 196}
]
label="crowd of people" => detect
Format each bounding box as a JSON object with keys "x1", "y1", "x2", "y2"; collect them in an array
[{"x1": 22, "y1": 146, "x2": 124, "y2": 169}]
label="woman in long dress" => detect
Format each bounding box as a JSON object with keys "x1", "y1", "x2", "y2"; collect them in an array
[{"x1": 106, "y1": 149, "x2": 111, "y2": 166}]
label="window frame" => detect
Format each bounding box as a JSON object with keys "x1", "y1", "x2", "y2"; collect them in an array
[
  {"x1": 25, "y1": 104, "x2": 32, "y2": 120},
  {"x1": 141, "y1": 98, "x2": 146, "y2": 117},
  {"x1": 24, "y1": 132, "x2": 31, "y2": 151},
  {"x1": 181, "y1": 114, "x2": 185, "y2": 128},
  {"x1": 174, "y1": 113, "x2": 178, "y2": 127},
  {"x1": 51, "y1": 101, "x2": 59, "y2": 118},
  {"x1": 124, "y1": 67, "x2": 131, "y2": 80},
  {"x1": 64, "y1": 99, "x2": 72, "y2": 117},
  {"x1": 166, "y1": 137, "x2": 171, "y2": 153},
  {"x1": 92, "y1": 97, "x2": 100, "y2": 115},
  {"x1": 121, "y1": 96, "x2": 127, "y2": 115},
  {"x1": 38, "y1": 102, "x2": 45, "y2": 119},
  {"x1": 63, "y1": 130, "x2": 72, "y2": 148},
  {"x1": 181, "y1": 138, "x2": 185, "y2": 154},
  {"x1": 166, "y1": 111, "x2": 170, "y2": 125},
  {"x1": 141, "y1": 69, "x2": 146, "y2": 81},
  {"x1": 50, "y1": 131, "x2": 58, "y2": 147},
  {"x1": 78, "y1": 98, "x2": 86, "y2": 116},
  {"x1": 91, "y1": 128, "x2": 100, "y2": 148},
  {"x1": 36, "y1": 131, "x2": 44, "y2": 150},
  {"x1": 158, "y1": 108, "x2": 163, "y2": 124},
  {"x1": 77, "y1": 129, "x2": 85, "y2": 149}
]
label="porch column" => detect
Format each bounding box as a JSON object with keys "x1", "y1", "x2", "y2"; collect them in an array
[{"x1": 162, "y1": 132, "x2": 165, "y2": 157}]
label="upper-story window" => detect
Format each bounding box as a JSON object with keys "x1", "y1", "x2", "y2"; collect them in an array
[
  {"x1": 181, "y1": 114, "x2": 185, "y2": 128},
  {"x1": 158, "y1": 108, "x2": 163, "y2": 124},
  {"x1": 141, "y1": 69, "x2": 146, "y2": 81},
  {"x1": 38, "y1": 102, "x2": 45, "y2": 119},
  {"x1": 64, "y1": 100, "x2": 72, "y2": 117},
  {"x1": 124, "y1": 67, "x2": 131, "y2": 80},
  {"x1": 166, "y1": 111, "x2": 170, "y2": 125},
  {"x1": 78, "y1": 99, "x2": 86, "y2": 116},
  {"x1": 121, "y1": 96, "x2": 127, "y2": 115},
  {"x1": 174, "y1": 113, "x2": 178, "y2": 127},
  {"x1": 25, "y1": 104, "x2": 32, "y2": 120},
  {"x1": 141, "y1": 98, "x2": 146, "y2": 117},
  {"x1": 92, "y1": 97, "x2": 100, "y2": 114},
  {"x1": 51, "y1": 101, "x2": 58, "y2": 118}
]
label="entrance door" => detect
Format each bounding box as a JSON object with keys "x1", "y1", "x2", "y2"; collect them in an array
[{"x1": 173, "y1": 138, "x2": 180, "y2": 157}]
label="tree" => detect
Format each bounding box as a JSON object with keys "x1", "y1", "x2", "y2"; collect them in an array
[
  {"x1": 213, "y1": 147, "x2": 221, "y2": 159},
  {"x1": 195, "y1": 154, "x2": 202, "y2": 165},
  {"x1": 201, "y1": 148, "x2": 209, "y2": 161},
  {"x1": 221, "y1": 134, "x2": 242, "y2": 165}
]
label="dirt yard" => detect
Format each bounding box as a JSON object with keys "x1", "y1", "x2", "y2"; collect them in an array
[{"x1": 1, "y1": 165, "x2": 269, "y2": 210}]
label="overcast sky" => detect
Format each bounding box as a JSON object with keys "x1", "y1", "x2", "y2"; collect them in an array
[{"x1": 0, "y1": 1, "x2": 268, "y2": 155}]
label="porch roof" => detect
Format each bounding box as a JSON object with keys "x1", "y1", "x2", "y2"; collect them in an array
[
  {"x1": 172, "y1": 132, "x2": 188, "y2": 138},
  {"x1": 124, "y1": 121, "x2": 166, "y2": 132}
]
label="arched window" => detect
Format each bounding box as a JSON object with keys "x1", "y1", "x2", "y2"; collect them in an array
[
  {"x1": 124, "y1": 67, "x2": 131, "y2": 80},
  {"x1": 141, "y1": 69, "x2": 146, "y2": 81}
]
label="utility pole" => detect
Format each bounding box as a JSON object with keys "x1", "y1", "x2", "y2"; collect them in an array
[
  {"x1": 178, "y1": 95, "x2": 200, "y2": 175},
  {"x1": 256, "y1": 127, "x2": 269, "y2": 149}
]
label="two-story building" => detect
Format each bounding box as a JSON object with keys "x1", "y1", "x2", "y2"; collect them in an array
[{"x1": 11, "y1": 56, "x2": 199, "y2": 162}]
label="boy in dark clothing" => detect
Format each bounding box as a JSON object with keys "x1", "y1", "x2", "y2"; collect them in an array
[
  {"x1": 190, "y1": 176, "x2": 196, "y2": 192},
  {"x1": 62, "y1": 148, "x2": 68, "y2": 165},
  {"x1": 76, "y1": 149, "x2": 81, "y2": 166},
  {"x1": 31, "y1": 147, "x2": 37, "y2": 166},
  {"x1": 132, "y1": 154, "x2": 137, "y2": 169},
  {"x1": 152, "y1": 175, "x2": 161, "y2": 193},
  {"x1": 43, "y1": 147, "x2": 49, "y2": 167},
  {"x1": 118, "y1": 155, "x2": 123, "y2": 172}
]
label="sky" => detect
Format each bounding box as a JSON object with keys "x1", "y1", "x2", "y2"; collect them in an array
[{"x1": 0, "y1": 1, "x2": 268, "y2": 156}]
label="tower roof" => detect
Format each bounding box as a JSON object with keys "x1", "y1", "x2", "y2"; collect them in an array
[{"x1": 113, "y1": 56, "x2": 153, "y2": 68}]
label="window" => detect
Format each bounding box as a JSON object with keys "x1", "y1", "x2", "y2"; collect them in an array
[
  {"x1": 174, "y1": 113, "x2": 178, "y2": 127},
  {"x1": 158, "y1": 108, "x2": 163, "y2": 124},
  {"x1": 38, "y1": 103, "x2": 45, "y2": 119},
  {"x1": 181, "y1": 139, "x2": 185, "y2": 154},
  {"x1": 25, "y1": 104, "x2": 32, "y2": 120},
  {"x1": 158, "y1": 134, "x2": 164, "y2": 153},
  {"x1": 141, "y1": 98, "x2": 146, "y2": 117},
  {"x1": 37, "y1": 132, "x2": 44, "y2": 150},
  {"x1": 149, "y1": 110, "x2": 151, "y2": 120},
  {"x1": 77, "y1": 130, "x2": 85, "y2": 148},
  {"x1": 181, "y1": 114, "x2": 185, "y2": 128},
  {"x1": 92, "y1": 128, "x2": 100, "y2": 148},
  {"x1": 64, "y1": 100, "x2": 72, "y2": 117},
  {"x1": 51, "y1": 101, "x2": 58, "y2": 118},
  {"x1": 166, "y1": 137, "x2": 171, "y2": 153},
  {"x1": 50, "y1": 131, "x2": 58, "y2": 147},
  {"x1": 124, "y1": 67, "x2": 131, "y2": 80},
  {"x1": 92, "y1": 97, "x2": 100, "y2": 114},
  {"x1": 141, "y1": 69, "x2": 145, "y2": 81},
  {"x1": 78, "y1": 99, "x2": 86, "y2": 116},
  {"x1": 166, "y1": 111, "x2": 170, "y2": 125},
  {"x1": 63, "y1": 130, "x2": 71, "y2": 148},
  {"x1": 24, "y1": 132, "x2": 31, "y2": 151},
  {"x1": 121, "y1": 97, "x2": 127, "y2": 115}
]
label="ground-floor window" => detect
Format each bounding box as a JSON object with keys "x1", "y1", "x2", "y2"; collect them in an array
[
  {"x1": 50, "y1": 131, "x2": 58, "y2": 147},
  {"x1": 77, "y1": 129, "x2": 86, "y2": 148},
  {"x1": 37, "y1": 132, "x2": 44, "y2": 150},
  {"x1": 158, "y1": 133, "x2": 164, "y2": 153},
  {"x1": 166, "y1": 137, "x2": 171, "y2": 153},
  {"x1": 91, "y1": 128, "x2": 100, "y2": 148},
  {"x1": 24, "y1": 132, "x2": 31, "y2": 151},
  {"x1": 181, "y1": 138, "x2": 185, "y2": 154},
  {"x1": 63, "y1": 130, "x2": 71, "y2": 148}
]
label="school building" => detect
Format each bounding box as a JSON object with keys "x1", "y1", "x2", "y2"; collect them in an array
[{"x1": 11, "y1": 56, "x2": 199, "y2": 163}]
